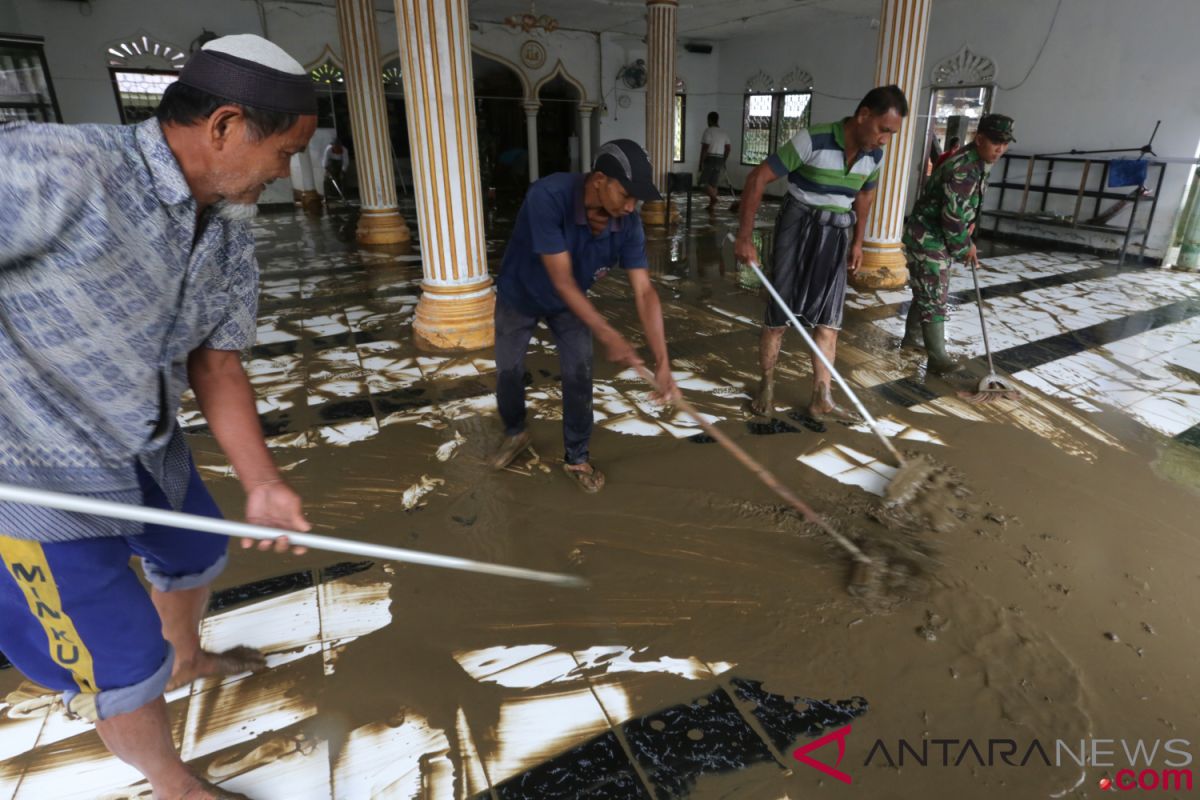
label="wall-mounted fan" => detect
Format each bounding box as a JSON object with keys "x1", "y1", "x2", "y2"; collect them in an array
[{"x1": 618, "y1": 59, "x2": 648, "y2": 90}]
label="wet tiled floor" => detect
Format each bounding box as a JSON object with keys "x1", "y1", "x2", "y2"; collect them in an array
[{"x1": 2, "y1": 196, "x2": 1199, "y2": 798}]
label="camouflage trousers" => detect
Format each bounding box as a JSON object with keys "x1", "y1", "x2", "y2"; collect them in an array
[{"x1": 906, "y1": 251, "x2": 952, "y2": 323}]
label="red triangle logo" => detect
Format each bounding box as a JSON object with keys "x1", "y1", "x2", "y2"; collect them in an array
[{"x1": 792, "y1": 724, "x2": 853, "y2": 784}]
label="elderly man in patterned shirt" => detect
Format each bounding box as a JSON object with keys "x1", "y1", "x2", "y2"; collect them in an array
[
  {"x1": 0, "y1": 35, "x2": 316, "y2": 800},
  {"x1": 902, "y1": 114, "x2": 1015, "y2": 374}
]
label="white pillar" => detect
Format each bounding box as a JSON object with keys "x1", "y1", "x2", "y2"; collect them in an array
[
  {"x1": 641, "y1": 0, "x2": 677, "y2": 226},
  {"x1": 523, "y1": 101, "x2": 540, "y2": 183},
  {"x1": 395, "y1": 0, "x2": 494, "y2": 351},
  {"x1": 579, "y1": 104, "x2": 595, "y2": 170},
  {"x1": 855, "y1": 0, "x2": 932, "y2": 290},
  {"x1": 337, "y1": 0, "x2": 411, "y2": 245}
]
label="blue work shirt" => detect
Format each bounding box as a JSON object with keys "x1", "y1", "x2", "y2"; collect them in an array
[
  {"x1": 496, "y1": 172, "x2": 648, "y2": 317},
  {"x1": 0, "y1": 118, "x2": 259, "y2": 541}
]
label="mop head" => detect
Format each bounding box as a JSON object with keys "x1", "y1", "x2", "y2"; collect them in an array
[
  {"x1": 883, "y1": 454, "x2": 940, "y2": 508},
  {"x1": 849, "y1": 457, "x2": 971, "y2": 600},
  {"x1": 958, "y1": 376, "x2": 1022, "y2": 405}
]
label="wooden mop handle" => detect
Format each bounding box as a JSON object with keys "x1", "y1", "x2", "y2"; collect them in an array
[{"x1": 635, "y1": 366, "x2": 871, "y2": 565}]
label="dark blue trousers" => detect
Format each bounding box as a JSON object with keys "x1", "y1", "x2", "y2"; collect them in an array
[{"x1": 494, "y1": 296, "x2": 594, "y2": 465}]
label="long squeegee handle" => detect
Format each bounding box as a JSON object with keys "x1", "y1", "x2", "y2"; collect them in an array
[
  {"x1": 735, "y1": 243, "x2": 905, "y2": 465},
  {"x1": 0, "y1": 482, "x2": 586, "y2": 589}
]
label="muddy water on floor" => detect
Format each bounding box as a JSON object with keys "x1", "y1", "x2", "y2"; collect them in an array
[
  {"x1": 188, "y1": 370, "x2": 1200, "y2": 797},
  {"x1": 4, "y1": 221, "x2": 1199, "y2": 798}
]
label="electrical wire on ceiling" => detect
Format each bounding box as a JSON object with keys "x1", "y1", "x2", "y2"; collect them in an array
[{"x1": 997, "y1": 0, "x2": 1063, "y2": 91}]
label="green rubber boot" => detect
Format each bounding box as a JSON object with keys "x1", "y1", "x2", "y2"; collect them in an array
[
  {"x1": 900, "y1": 302, "x2": 924, "y2": 351},
  {"x1": 921, "y1": 321, "x2": 960, "y2": 375}
]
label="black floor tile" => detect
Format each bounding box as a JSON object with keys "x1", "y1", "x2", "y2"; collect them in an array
[
  {"x1": 320, "y1": 560, "x2": 375, "y2": 581},
  {"x1": 208, "y1": 569, "x2": 314, "y2": 611},
  {"x1": 621, "y1": 686, "x2": 775, "y2": 798},
  {"x1": 485, "y1": 730, "x2": 651, "y2": 800},
  {"x1": 727, "y1": 676, "x2": 868, "y2": 754},
  {"x1": 316, "y1": 397, "x2": 376, "y2": 424}
]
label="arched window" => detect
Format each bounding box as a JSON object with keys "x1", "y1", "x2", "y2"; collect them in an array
[
  {"x1": 740, "y1": 68, "x2": 813, "y2": 165},
  {"x1": 105, "y1": 32, "x2": 185, "y2": 124}
]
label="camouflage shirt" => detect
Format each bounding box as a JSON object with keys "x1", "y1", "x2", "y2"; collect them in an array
[{"x1": 903, "y1": 143, "x2": 990, "y2": 261}]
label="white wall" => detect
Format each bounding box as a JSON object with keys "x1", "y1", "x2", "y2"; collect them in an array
[
  {"x1": 716, "y1": 0, "x2": 1200, "y2": 256},
  {"x1": 929, "y1": 0, "x2": 1200, "y2": 255},
  {"x1": 18, "y1": 0, "x2": 1193, "y2": 254},
  {"x1": 717, "y1": 12, "x2": 876, "y2": 193},
  {"x1": 0, "y1": 0, "x2": 19, "y2": 33}
]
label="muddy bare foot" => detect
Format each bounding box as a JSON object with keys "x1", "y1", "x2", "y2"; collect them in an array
[
  {"x1": 749, "y1": 375, "x2": 774, "y2": 416},
  {"x1": 167, "y1": 646, "x2": 268, "y2": 692},
  {"x1": 176, "y1": 776, "x2": 253, "y2": 800},
  {"x1": 806, "y1": 402, "x2": 861, "y2": 424},
  {"x1": 563, "y1": 462, "x2": 605, "y2": 493}
]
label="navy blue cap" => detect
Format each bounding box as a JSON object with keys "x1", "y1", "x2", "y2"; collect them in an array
[{"x1": 592, "y1": 139, "x2": 662, "y2": 201}]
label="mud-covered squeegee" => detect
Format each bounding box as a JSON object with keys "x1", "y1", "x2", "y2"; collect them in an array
[{"x1": 0, "y1": 482, "x2": 586, "y2": 589}]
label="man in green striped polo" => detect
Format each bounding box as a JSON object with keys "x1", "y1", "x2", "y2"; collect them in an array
[{"x1": 734, "y1": 85, "x2": 908, "y2": 419}]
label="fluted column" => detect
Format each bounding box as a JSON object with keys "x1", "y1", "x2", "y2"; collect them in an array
[
  {"x1": 854, "y1": 0, "x2": 932, "y2": 289},
  {"x1": 579, "y1": 104, "x2": 595, "y2": 170},
  {"x1": 640, "y1": 0, "x2": 677, "y2": 226},
  {"x1": 395, "y1": 0, "x2": 494, "y2": 351},
  {"x1": 523, "y1": 101, "x2": 540, "y2": 183},
  {"x1": 337, "y1": 0, "x2": 411, "y2": 245}
]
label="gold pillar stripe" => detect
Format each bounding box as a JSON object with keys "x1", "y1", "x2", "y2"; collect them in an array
[
  {"x1": 853, "y1": 0, "x2": 930, "y2": 289},
  {"x1": 427, "y1": 0, "x2": 457, "y2": 281},
  {"x1": 864, "y1": 0, "x2": 929, "y2": 245},
  {"x1": 396, "y1": 0, "x2": 489, "y2": 286},
  {"x1": 451, "y1": 1, "x2": 485, "y2": 265},
  {"x1": 403, "y1": 0, "x2": 446, "y2": 281},
  {"x1": 397, "y1": 0, "x2": 494, "y2": 351},
  {"x1": 338, "y1": 0, "x2": 408, "y2": 244},
  {"x1": 400, "y1": 0, "x2": 435, "y2": 269},
  {"x1": 645, "y1": 0, "x2": 676, "y2": 194},
  {"x1": 337, "y1": 0, "x2": 400, "y2": 212}
]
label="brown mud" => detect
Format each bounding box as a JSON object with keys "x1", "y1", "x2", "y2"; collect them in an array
[{"x1": 3, "y1": 220, "x2": 1199, "y2": 798}]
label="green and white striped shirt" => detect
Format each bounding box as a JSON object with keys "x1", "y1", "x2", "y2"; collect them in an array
[{"x1": 764, "y1": 119, "x2": 883, "y2": 212}]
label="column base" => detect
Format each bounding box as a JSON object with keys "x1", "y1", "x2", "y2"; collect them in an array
[
  {"x1": 299, "y1": 190, "x2": 323, "y2": 216},
  {"x1": 356, "y1": 208, "x2": 411, "y2": 246},
  {"x1": 852, "y1": 244, "x2": 910, "y2": 291},
  {"x1": 639, "y1": 200, "x2": 680, "y2": 227},
  {"x1": 413, "y1": 278, "x2": 496, "y2": 352}
]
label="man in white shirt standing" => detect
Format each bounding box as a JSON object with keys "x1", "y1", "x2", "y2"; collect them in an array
[
  {"x1": 698, "y1": 112, "x2": 731, "y2": 210},
  {"x1": 322, "y1": 137, "x2": 347, "y2": 198}
]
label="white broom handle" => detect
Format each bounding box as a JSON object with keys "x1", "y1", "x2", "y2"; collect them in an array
[
  {"x1": 734, "y1": 239, "x2": 905, "y2": 464},
  {"x1": 0, "y1": 482, "x2": 586, "y2": 589}
]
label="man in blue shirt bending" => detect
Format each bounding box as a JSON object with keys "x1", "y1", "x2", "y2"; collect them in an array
[{"x1": 491, "y1": 140, "x2": 679, "y2": 492}]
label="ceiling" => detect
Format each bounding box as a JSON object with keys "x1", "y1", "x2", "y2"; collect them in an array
[{"x1": 464, "y1": 0, "x2": 881, "y2": 40}]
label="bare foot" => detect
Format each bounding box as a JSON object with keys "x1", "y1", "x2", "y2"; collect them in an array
[
  {"x1": 167, "y1": 646, "x2": 267, "y2": 692},
  {"x1": 806, "y1": 401, "x2": 862, "y2": 424},
  {"x1": 749, "y1": 375, "x2": 774, "y2": 416},
  {"x1": 176, "y1": 776, "x2": 253, "y2": 800}
]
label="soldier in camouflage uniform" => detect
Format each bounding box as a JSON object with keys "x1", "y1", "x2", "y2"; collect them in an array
[{"x1": 901, "y1": 114, "x2": 1015, "y2": 374}]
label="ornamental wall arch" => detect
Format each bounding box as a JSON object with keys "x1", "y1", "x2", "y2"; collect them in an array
[
  {"x1": 103, "y1": 30, "x2": 187, "y2": 70},
  {"x1": 532, "y1": 60, "x2": 589, "y2": 106},
  {"x1": 304, "y1": 45, "x2": 345, "y2": 77},
  {"x1": 929, "y1": 45, "x2": 997, "y2": 86},
  {"x1": 470, "y1": 45, "x2": 534, "y2": 103}
]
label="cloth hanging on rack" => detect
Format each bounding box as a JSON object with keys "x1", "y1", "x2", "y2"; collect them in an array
[{"x1": 1108, "y1": 159, "x2": 1149, "y2": 188}]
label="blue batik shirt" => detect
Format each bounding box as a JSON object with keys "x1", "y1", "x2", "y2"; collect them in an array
[
  {"x1": 0, "y1": 118, "x2": 259, "y2": 541},
  {"x1": 496, "y1": 172, "x2": 648, "y2": 317}
]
